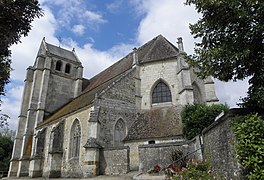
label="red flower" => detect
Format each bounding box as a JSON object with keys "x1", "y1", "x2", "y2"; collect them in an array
[{"x1": 154, "y1": 165, "x2": 161, "y2": 172}]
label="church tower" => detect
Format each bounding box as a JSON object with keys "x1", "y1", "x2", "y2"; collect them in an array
[{"x1": 9, "y1": 38, "x2": 83, "y2": 177}]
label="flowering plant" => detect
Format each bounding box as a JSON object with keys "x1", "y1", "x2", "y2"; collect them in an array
[{"x1": 147, "y1": 165, "x2": 161, "y2": 174}]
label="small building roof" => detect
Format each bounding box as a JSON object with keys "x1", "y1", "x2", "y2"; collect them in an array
[{"x1": 124, "y1": 107, "x2": 183, "y2": 141}]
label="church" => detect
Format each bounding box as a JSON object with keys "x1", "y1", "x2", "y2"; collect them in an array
[{"x1": 8, "y1": 35, "x2": 218, "y2": 178}]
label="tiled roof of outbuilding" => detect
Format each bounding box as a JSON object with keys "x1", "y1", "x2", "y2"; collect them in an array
[{"x1": 124, "y1": 107, "x2": 183, "y2": 141}]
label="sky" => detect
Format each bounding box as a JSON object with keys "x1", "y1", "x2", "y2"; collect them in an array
[{"x1": 1, "y1": 0, "x2": 249, "y2": 130}]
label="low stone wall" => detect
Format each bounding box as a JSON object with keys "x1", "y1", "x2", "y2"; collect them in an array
[
  {"x1": 202, "y1": 109, "x2": 244, "y2": 179},
  {"x1": 138, "y1": 142, "x2": 188, "y2": 173},
  {"x1": 99, "y1": 146, "x2": 130, "y2": 175},
  {"x1": 187, "y1": 136, "x2": 203, "y2": 161}
]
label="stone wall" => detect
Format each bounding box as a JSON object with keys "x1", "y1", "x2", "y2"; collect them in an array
[
  {"x1": 138, "y1": 142, "x2": 188, "y2": 173},
  {"x1": 187, "y1": 136, "x2": 203, "y2": 161},
  {"x1": 139, "y1": 59, "x2": 179, "y2": 110},
  {"x1": 99, "y1": 146, "x2": 130, "y2": 175},
  {"x1": 97, "y1": 70, "x2": 137, "y2": 147},
  {"x1": 38, "y1": 108, "x2": 91, "y2": 178},
  {"x1": 202, "y1": 110, "x2": 242, "y2": 179}
]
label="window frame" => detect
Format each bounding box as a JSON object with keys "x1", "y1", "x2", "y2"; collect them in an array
[{"x1": 152, "y1": 81, "x2": 172, "y2": 104}]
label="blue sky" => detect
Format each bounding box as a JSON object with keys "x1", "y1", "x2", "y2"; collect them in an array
[{"x1": 1, "y1": 0, "x2": 249, "y2": 130}]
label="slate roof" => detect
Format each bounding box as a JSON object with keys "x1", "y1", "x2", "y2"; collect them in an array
[
  {"x1": 37, "y1": 35, "x2": 180, "y2": 128},
  {"x1": 37, "y1": 78, "x2": 115, "y2": 127},
  {"x1": 137, "y1": 34, "x2": 179, "y2": 63},
  {"x1": 82, "y1": 35, "x2": 179, "y2": 93},
  {"x1": 45, "y1": 42, "x2": 80, "y2": 62},
  {"x1": 124, "y1": 107, "x2": 183, "y2": 141}
]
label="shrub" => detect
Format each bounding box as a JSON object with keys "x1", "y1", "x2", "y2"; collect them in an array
[
  {"x1": 181, "y1": 104, "x2": 229, "y2": 140},
  {"x1": 232, "y1": 114, "x2": 264, "y2": 180}
]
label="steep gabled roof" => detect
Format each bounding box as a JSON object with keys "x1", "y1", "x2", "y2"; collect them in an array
[
  {"x1": 45, "y1": 42, "x2": 80, "y2": 62},
  {"x1": 83, "y1": 53, "x2": 134, "y2": 93},
  {"x1": 137, "y1": 35, "x2": 179, "y2": 63},
  {"x1": 37, "y1": 38, "x2": 80, "y2": 62},
  {"x1": 82, "y1": 35, "x2": 179, "y2": 93}
]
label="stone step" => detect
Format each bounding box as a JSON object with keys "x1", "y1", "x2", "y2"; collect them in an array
[{"x1": 133, "y1": 173, "x2": 165, "y2": 180}]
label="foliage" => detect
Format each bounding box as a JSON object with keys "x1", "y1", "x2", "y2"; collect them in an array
[
  {"x1": 185, "y1": 0, "x2": 264, "y2": 110},
  {"x1": 232, "y1": 114, "x2": 264, "y2": 180},
  {"x1": 0, "y1": 0, "x2": 43, "y2": 56},
  {"x1": 178, "y1": 160, "x2": 214, "y2": 180},
  {"x1": 164, "y1": 160, "x2": 214, "y2": 180},
  {"x1": 181, "y1": 104, "x2": 229, "y2": 140},
  {"x1": 0, "y1": 126, "x2": 16, "y2": 140},
  {"x1": 0, "y1": 0, "x2": 43, "y2": 96},
  {"x1": 0, "y1": 0, "x2": 42, "y2": 127},
  {"x1": 0, "y1": 55, "x2": 11, "y2": 96},
  {"x1": 0, "y1": 103, "x2": 10, "y2": 128},
  {"x1": 0, "y1": 135, "x2": 13, "y2": 175}
]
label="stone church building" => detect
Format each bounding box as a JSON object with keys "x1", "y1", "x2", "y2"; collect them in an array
[{"x1": 9, "y1": 35, "x2": 218, "y2": 178}]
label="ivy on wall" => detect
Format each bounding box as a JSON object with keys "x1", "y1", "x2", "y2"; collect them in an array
[
  {"x1": 232, "y1": 114, "x2": 264, "y2": 180},
  {"x1": 181, "y1": 104, "x2": 229, "y2": 140}
]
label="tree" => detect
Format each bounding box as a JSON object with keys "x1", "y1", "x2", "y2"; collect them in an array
[
  {"x1": 232, "y1": 114, "x2": 264, "y2": 179},
  {"x1": 185, "y1": 0, "x2": 264, "y2": 110},
  {"x1": 0, "y1": 0, "x2": 43, "y2": 95},
  {"x1": 0, "y1": 0, "x2": 43, "y2": 125},
  {"x1": 0, "y1": 135, "x2": 13, "y2": 176},
  {"x1": 181, "y1": 104, "x2": 229, "y2": 140}
]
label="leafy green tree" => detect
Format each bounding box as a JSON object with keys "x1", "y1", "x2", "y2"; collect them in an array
[
  {"x1": 181, "y1": 104, "x2": 229, "y2": 140},
  {"x1": 232, "y1": 114, "x2": 264, "y2": 179},
  {"x1": 0, "y1": 135, "x2": 13, "y2": 176},
  {"x1": 0, "y1": 0, "x2": 43, "y2": 125},
  {"x1": 185, "y1": 0, "x2": 264, "y2": 110}
]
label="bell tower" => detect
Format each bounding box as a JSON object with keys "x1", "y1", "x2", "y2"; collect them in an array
[{"x1": 9, "y1": 38, "x2": 83, "y2": 177}]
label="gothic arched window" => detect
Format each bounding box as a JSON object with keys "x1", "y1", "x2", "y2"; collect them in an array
[
  {"x1": 70, "y1": 119, "x2": 81, "y2": 158},
  {"x1": 152, "y1": 81, "x2": 172, "y2": 104},
  {"x1": 36, "y1": 128, "x2": 46, "y2": 156},
  {"x1": 55, "y1": 61, "x2": 62, "y2": 71},
  {"x1": 65, "y1": 63, "x2": 71, "y2": 74},
  {"x1": 114, "y1": 119, "x2": 126, "y2": 146},
  {"x1": 192, "y1": 82, "x2": 203, "y2": 104},
  {"x1": 50, "y1": 122, "x2": 64, "y2": 153}
]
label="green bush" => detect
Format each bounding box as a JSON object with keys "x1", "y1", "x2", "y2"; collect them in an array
[
  {"x1": 0, "y1": 135, "x2": 13, "y2": 174},
  {"x1": 181, "y1": 104, "x2": 229, "y2": 140},
  {"x1": 177, "y1": 160, "x2": 214, "y2": 180},
  {"x1": 232, "y1": 114, "x2": 264, "y2": 180}
]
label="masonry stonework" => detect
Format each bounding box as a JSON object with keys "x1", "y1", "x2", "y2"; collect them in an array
[{"x1": 9, "y1": 35, "x2": 219, "y2": 178}]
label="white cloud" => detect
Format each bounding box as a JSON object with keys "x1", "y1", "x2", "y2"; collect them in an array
[
  {"x1": 133, "y1": 0, "x2": 199, "y2": 54},
  {"x1": 72, "y1": 24, "x2": 85, "y2": 35},
  {"x1": 85, "y1": 10, "x2": 107, "y2": 24},
  {"x1": 215, "y1": 79, "x2": 249, "y2": 108},
  {"x1": 106, "y1": 0, "x2": 124, "y2": 13},
  {"x1": 41, "y1": 0, "x2": 107, "y2": 31},
  {"x1": 1, "y1": 86, "x2": 23, "y2": 130},
  {"x1": 10, "y1": 6, "x2": 57, "y2": 81}
]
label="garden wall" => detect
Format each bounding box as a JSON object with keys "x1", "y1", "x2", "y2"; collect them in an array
[
  {"x1": 202, "y1": 109, "x2": 244, "y2": 179},
  {"x1": 99, "y1": 146, "x2": 130, "y2": 175},
  {"x1": 138, "y1": 142, "x2": 186, "y2": 173}
]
